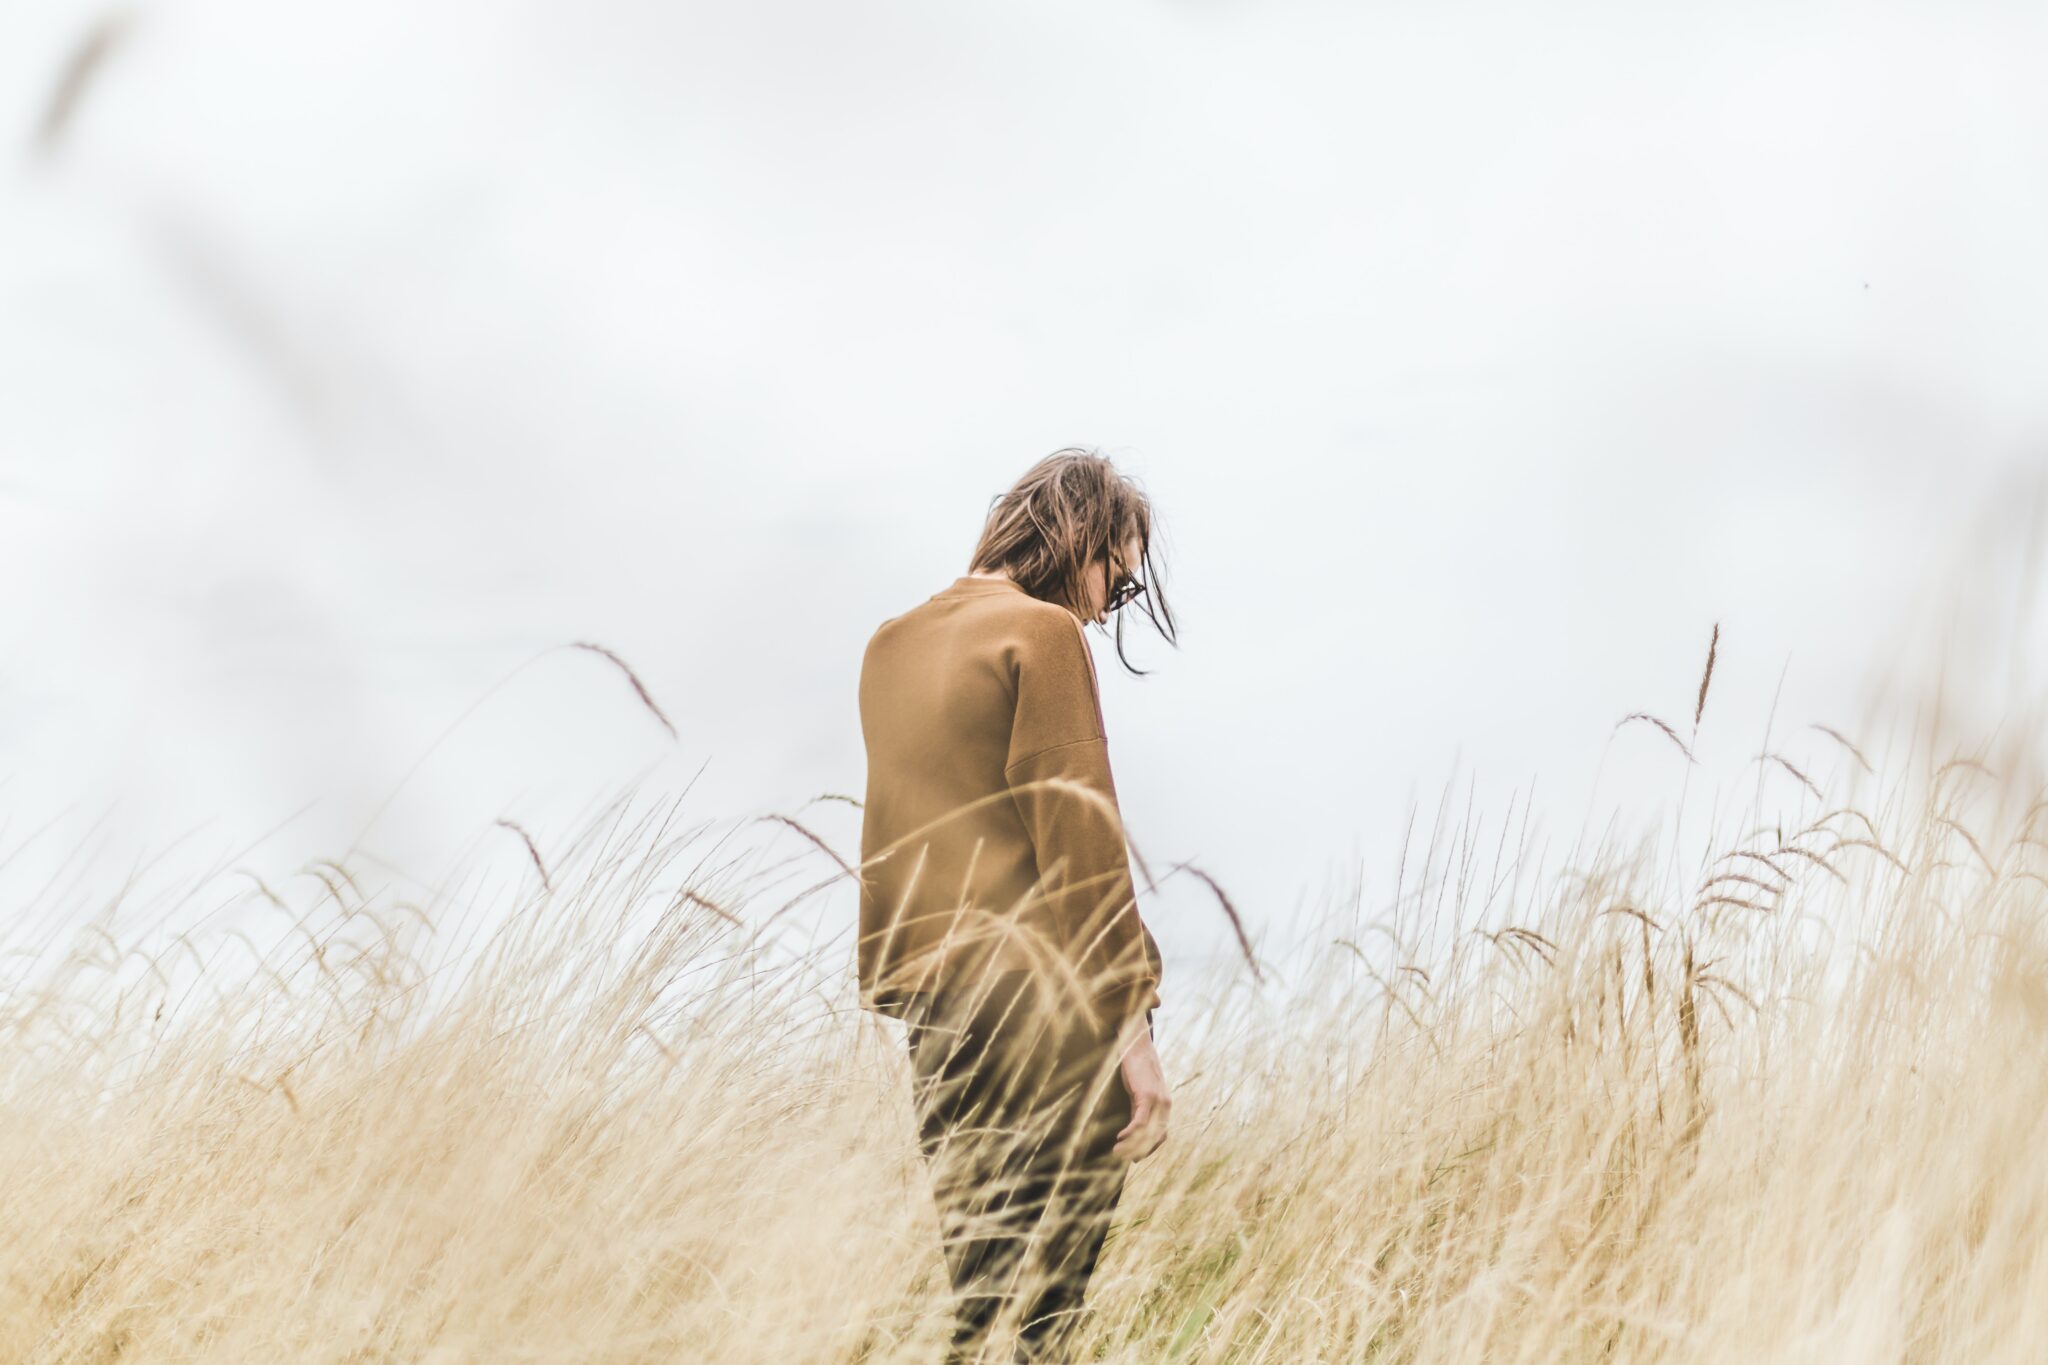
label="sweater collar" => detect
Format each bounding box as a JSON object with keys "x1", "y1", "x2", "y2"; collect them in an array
[{"x1": 934, "y1": 574, "x2": 1028, "y2": 599}]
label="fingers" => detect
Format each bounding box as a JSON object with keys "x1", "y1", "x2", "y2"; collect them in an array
[
  {"x1": 1114, "y1": 1092, "x2": 1152, "y2": 1144},
  {"x1": 1112, "y1": 1093, "x2": 1168, "y2": 1161},
  {"x1": 1112, "y1": 1124, "x2": 1165, "y2": 1162}
]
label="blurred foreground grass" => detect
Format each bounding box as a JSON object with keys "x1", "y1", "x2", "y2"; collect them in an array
[{"x1": 7, "y1": 697, "x2": 2048, "y2": 1364}]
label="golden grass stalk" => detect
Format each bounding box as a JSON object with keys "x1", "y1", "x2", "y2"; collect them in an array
[{"x1": 8, "y1": 701, "x2": 2048, "y2": 1361}]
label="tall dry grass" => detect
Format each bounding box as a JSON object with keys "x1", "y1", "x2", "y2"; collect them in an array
[{"x1": 8, "y1": 660, "x2": 2048, "y2": 1362}]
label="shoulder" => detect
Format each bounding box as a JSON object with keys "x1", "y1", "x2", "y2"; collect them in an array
[
  {"x1": 860, "y1": 611, "x2": 916, "y2": 679},
  {"x1": 865, "y1": 592, "x2": 1087, "y2": 670},
  {"x1": 862, "y1": 611, "x2": 904, "y2": 651},
  {"x1": 987, "y1": 595, "x2": 1090, "y2": 662},
  {"x1": 986, "y1": 590, "x2": 1081, "y2": 634}
]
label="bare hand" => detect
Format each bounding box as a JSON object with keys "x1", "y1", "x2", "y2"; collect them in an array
[{"x1": 1112, "y1": 1022, "x2": 1170, "y2": 1162}]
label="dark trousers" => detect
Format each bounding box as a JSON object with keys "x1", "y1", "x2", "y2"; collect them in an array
[{"x1": 903, "y1": 970, "x2": 1138, "y2": 1364}]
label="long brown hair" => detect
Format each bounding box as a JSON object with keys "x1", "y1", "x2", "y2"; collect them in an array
[{"x1": 966, "y1": 447, "x2": 1179, "y2": 676}]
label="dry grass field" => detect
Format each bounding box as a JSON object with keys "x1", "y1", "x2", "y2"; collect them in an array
[{"x1": 7, "y1": 654, "x2": 2048, "y2": 1363}]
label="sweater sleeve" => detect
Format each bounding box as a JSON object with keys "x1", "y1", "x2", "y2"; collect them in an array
[{"x1": 1003, "y1": 611, "x2": 1163, "y2": 1030}]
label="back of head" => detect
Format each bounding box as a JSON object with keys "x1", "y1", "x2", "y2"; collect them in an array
[{"x1": 966, "y1": 447, "x2": 1178, "y2": 676}]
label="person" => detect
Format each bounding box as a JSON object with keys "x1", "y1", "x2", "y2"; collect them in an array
[{"x1": 856, "y1": 447, "x2": 1178, "y2": 1363}]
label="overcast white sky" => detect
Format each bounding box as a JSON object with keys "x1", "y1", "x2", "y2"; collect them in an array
[{"x1": 5, "y1": 0, "x2": 2047, "y2": 1002}]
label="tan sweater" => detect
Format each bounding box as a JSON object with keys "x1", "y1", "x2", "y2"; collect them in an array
[{"x1": 856, "y1": 574, "x2": 1163, "y2": 1029}]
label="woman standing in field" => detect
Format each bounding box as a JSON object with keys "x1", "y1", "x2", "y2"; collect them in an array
[{"x1": 856, "y1": 448, "x2": 1176, "y2": 1364}]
